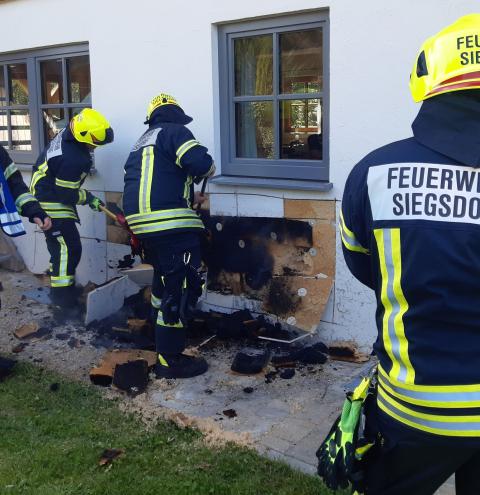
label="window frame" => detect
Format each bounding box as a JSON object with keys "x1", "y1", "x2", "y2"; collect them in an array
[
  {"x1": 218, "y1": 11, "x2": 330, "y2": 182},
  {"x1": 0, "y1": 43, "x2": 90, "y2": 165}
]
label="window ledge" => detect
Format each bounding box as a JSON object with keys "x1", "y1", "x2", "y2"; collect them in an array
[{"x1": 210, "y1": 175, "x2": 333, "y2": 192}]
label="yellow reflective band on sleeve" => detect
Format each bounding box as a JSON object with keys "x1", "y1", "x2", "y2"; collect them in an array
[
  {"x1": 374, "y1": 228, "x2": 415, "y2": 385},
  {"x1": 4, "y1": 162, "x2": 18, "y2": 180},
  {"x1": 15, "y1": 193, "x2": 37, "y2": 210},
  {"x1": 175, "y1": 139, "x2": 200, "y2": 167},
  {"x1": 151, "y1": 294, "x2": 162, "y2": 309},
  {"x1": 378, "y1": 384, "x2": 480, "y2": 437},
  {"x1": 157, "y1": 312, "x2": 184, "y2": 328},
  {"x1": 339, "y1": 210, "x2": 369, "y2": 254},
  {"x1": 55, "y1": 177, "x2": 81, "y2": 189},
  {"x1": 30, "y1": 161, "x2": 49, "y2": 195},
  {"x1": 130, "y1": 218, "x2": 204, "y2": 235},
  {"x1": 139, "y1": 146, "x2": 154, "y2": 213},
  {"x1": 78, "y1": 189, "x2": 87, "y2": 205}
]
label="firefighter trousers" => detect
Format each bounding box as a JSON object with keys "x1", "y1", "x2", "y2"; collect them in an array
[
  {"x1": 143, "y1": 232, "x2": 202, "y2": 355},
  {"x1": 364, "y1": 408, "x2": 480, "y2": 494},
  {"x1": 44, "y1": 219, "x2": 82, "y2": 307}
]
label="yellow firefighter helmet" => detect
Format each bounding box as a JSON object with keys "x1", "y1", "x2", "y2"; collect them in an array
[{"x1": 410, "y1": 14, "x2": 480, "y2": 102}]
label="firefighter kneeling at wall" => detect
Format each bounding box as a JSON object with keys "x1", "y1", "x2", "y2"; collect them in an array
[
  {"x1": 123, "y1": 93, "x2": 215, "y2": 379},
  {"x1": 317, "y1": 14, "x2": 480, "y2": 495},
  {"x1": 30, "y1": 109, "x2": 114, "y2": 310}
]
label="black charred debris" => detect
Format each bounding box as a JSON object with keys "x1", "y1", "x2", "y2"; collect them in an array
[{"x1": 79, "y1": 293, "x2": 332, "y2": 391}]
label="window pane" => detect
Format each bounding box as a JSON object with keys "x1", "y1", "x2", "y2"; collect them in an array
[
  {"x1": 280, "y1": 29, "x2": 323, "y2": 94},
  {"x1": 234, "y1": 35, "x2": 273, "y2": 96},
  {"x1": 40, "y1": 59, "x2": 63, "y2": 105},
  {"x1": 11, "y1": 110, "x2": 31, "y2": 150},
  {"x1": 42, "y1": 108, "x2": 66, "y2": 145},
  {"x1": 0, "y1": 111, "x2": 8, "y2": 148},
  {"x1": 280, "y1": 98, "x2": 322, "y2": 160},
  {"x1": 8, "y1": 64, "x2": 29, "y2": 105},
  {"x1": 0, "y1": 68, "x2": 5, "y2": 107},
  {"x1": 235, "y1": 101, "x2": 273, "y2": 159},
  {"x1": 67, "y1": 56, "x2": 91, "y2": 104}
]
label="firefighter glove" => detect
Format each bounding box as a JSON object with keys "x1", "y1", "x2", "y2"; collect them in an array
[{"x1": 86, "y1": 192, "x2": 104, "y2": 212}]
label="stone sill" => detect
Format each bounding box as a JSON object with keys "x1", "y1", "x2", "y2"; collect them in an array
[{"x1": 210, "y1": 175, "x2": 333, "y2": 192}]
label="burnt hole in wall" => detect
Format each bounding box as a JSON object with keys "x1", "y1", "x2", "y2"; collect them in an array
[{"x1": 201, "y1": 213, "x2": 312, "y2": 292}]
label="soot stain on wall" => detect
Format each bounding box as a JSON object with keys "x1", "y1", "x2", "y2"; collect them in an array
[{"x1": 201, "y1": 213, "x2": 313, "y2": 294}]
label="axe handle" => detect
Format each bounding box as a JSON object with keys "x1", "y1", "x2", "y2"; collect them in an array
[
  {"x1": 99, "y1": 205, "x2": 118, "y2": 222},
  {"x1": 196, "y1": 178, "x2": 208, "y2": 211}
]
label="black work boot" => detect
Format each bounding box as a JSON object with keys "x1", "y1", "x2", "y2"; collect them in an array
[{"x1": 155, "y1": 353, "x2": 208, "y2": 379}]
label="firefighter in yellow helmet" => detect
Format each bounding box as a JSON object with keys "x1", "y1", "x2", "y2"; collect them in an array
[
  {"x1": 317, "y1": 14, "x2": 480, "y2": 495},
  {"x1": 30, "y1": 109, "x2": 114, "y2": 312},
  {"x1": 123, "y1": 93, "x2": 214, "y2": 379}
]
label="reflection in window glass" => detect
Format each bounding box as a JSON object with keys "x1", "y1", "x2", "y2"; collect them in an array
[
  {"x1": 0, "y1": 68, "x2": 5, "y2": 107},
  {"x1": 235, "y1": 35, "x2": 273, "y2": 96},
  {"x1": 280, "y1": 29, "x2": 323, "y2": 94},
  {"x1": 235, "y1": 101, "x2": 273, "y2": 159},
  {"x1": 280, "y1": 99, "x2": 322, "y2": 160},
  {"x1": 11, "y1": 110, "x2": 31, "y2": 150},
  {"x1": 40, "y1": 59, "x2": 63, "y2": 105},
  {"x1": 42, "y1": 108, "x2": 66, "y2": 144},
  {"x1": 8, "y1": 64, "x2": 29, "y2": 105},
  {"x1": 0, "y1": 111, "x2": 8, "y2": 148},
  {"x1": 71, "y1": 107, "x2": 84, "y2": 118},
  {"x1": 67, "y1": 56, "x2": 91, "y2": 104}
]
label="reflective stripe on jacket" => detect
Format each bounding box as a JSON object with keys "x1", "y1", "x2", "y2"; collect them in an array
[
  {"x1": 123, "y1": 108, "x2": 213, "y2": 238},
  {"x1": 30, "y1": 128, "x2": 91, "y2": 221},
  {"x1": 342, "y1": 135, "x2": 480, "y2": 437}
]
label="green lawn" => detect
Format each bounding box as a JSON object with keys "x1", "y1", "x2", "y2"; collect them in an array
[{"x1": 0, "y1": 362, "x2": 336, "y2": 495}]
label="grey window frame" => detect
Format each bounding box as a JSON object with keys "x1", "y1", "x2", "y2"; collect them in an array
[
  {"x1": 0, "y1": 43, "x2": 90, "y2": 166},
  {"x1": 218, "y1": 11, "x2": 330, "y2": 182}
]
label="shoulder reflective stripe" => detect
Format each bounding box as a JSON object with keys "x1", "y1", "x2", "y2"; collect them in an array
[
  {"x1": 374, "y1": 228, "x2": 415, "y2": 384},
  {"x1": 4, "y1": 162, "x2": 18, "y2": 180},
  {"x1": 78, "y1": 189, "x2": 87, "y2": 205},
  {"x1": 175, "y1": 139, "x2": 200, "y2": 166},
  {"x1": 126, "y1": 208, "x2": 197, "y2": 224},
  {"x1": 339, "y1": 210, "x2": 369, "y2": 254},
  {"x1": 139, "y1": 146, "x2": 154, "y2": 213},
  {"x1": 55, "y1": 177, "x2": 81, "y2": 189},
  {"x1": 15, "y1": 193, "x2": 37, "y2": 209},
  {"x1": 377, "y1": 386, "x2": 480, "y2": 436},
  {"x1": 151, "y1": 294, "x2": 162, "y2": 309},
  {"x1": 378, "y1": 373, "x2": 480, "y2": 409},
  {"x1": 130, "y1": 218, "x2": 204, "y2": 235},
  {"x1": 157, "y1": 312, "x2": 183, "y2": 328}
]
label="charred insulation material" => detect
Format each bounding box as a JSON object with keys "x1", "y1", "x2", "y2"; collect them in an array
[{"x1": 202, "y1": 214, "x2": 312, "y2": 291}]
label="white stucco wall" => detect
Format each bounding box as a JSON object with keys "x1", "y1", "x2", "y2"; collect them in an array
[{"x1": 1, "y1": 0, "x2": 478, "y2": 348}]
